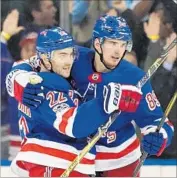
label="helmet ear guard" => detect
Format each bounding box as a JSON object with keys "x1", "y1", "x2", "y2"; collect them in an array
[
  {"x1": 126, "y1": 41, "x2": 133, "y2": 52},
  {"x1": 37, "y1": 50, "x2": 51, "y2": 60}
]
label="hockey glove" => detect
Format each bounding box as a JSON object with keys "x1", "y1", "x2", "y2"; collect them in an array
[
  {"x1": 103, "y1": 82, "x2": 142, "y2": 114},
  {"x1": 14, "y1": 73, "x2": 44, "y2": 109},
  {"x1": 142, "y1": 128, "x2": 168, "y2": 156}
]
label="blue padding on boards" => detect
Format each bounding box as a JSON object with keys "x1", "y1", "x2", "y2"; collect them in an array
[
  {"x1": 0, "y1": 159, "x2": 176, "y2": 166},
  {"x1": 1, "y1": 160, "x2": 11, "y2": 166},
  {"x1": 144, "y1": 159, "x2": 177, "y2": 165}
]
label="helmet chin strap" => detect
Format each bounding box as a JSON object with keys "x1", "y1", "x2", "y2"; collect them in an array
[
  {"x1": 93, "y1": 45, "x2": 112, "y2": 70},
  {"x1": 48, "y1": 61, "x2": 54, "y2": 73},
  {"x1": 40, "y1": 56, "x2": 54, "y2": 73}
]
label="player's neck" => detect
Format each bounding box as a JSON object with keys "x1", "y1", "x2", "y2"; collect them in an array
[{"x1": 94, "y1": 53, "x2": 110, "y2": 73}]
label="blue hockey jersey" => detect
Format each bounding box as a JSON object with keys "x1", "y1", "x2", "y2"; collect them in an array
[
  {"x1": 6, "y1": 58, "x2": 114, "y2": 176},
  {"x1": 71, "y1": 46, "x2": 174, "y2": 171},
  {"x1": 1, "y1": 41, "x2": 20, "y2": 160}
]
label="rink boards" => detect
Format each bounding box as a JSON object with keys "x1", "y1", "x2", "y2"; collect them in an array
[{"x1": 1, "y1": 159, "x2": 176, "y2": 177}]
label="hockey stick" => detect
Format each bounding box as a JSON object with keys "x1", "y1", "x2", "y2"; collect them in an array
[
  {"x1": 133, "y1": 91, "x2": 177, "y2": 177},
  {"x1": 60, "y1": 37, "x2": 177, "y2": 177},
  {"x1": 172, "y1": 0, "x2": 177, "y2": 4}
]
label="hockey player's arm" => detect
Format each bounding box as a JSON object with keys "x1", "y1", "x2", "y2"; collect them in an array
[
  {"x1": 5, "y1": 58, "x2": 44, "y2": 109},
  {"x1": 72, "y1": 97, "x2": 111, "y2": 138},
  {"x1": 6, "y1": 58, "x2": 69, "y2": 108},
  {"x1": 6, "y1": 56, "x2": 40, "y2": 98},
  {"x1": 39, "y1": 91, "x2": 110, "y2": 138},
  {"x1": 69, "y1": 82, "x2": 142, "y2": 138},
  {"x1": 133, "y1": 81, "x2": 174, "y2": 156}
]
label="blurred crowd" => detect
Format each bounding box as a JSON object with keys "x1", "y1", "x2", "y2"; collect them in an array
[{"x1": 1, "y1": 0, "x2": 177, "y2": 161}]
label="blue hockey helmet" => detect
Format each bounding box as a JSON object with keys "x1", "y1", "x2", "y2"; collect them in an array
[
  {"x1": 93, "y1": 15, "x2": 132, "y2": 52},
  {"x1": 36, "y1": 27, "x2": 75, "y2": 59}
]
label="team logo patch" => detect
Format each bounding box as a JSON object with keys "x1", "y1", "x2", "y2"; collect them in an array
[
  {"x1": 52, "y1": 103, "x2": 69, "y2": 113},
  {"x1": 88, "y1": 73, "x2": 102, "y2": 83}
]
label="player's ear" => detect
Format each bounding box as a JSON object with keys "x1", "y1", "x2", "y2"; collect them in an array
[
  {"x1": 94, "y1": 38, "x2": 102, "y2": 53},
  {"x1": 40, "y1": 54, "x2": 51, "y2": 70}
]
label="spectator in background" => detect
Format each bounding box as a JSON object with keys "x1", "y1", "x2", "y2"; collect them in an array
[
  {"x1": 151, "y1": 33, "x2": 177, "y2": 159},
  {"x1": 131, "y1": 0, "x2": 155, "y2": 21},
  {"x1": 24, "y1": 0, "x2": 57, "y2": 33},
  {"x1": 9, "y1": 32, "x2": 38, "y2": 161},
  {"x1": 7, "y1": 0, "x2": 57, "y2": 61},
  {"x1": 1, "y1": 9, "x2": 24, "y2": 159},
  {"x1": 149, "y1": 0, "x2": 177, "y2": 159},
  {"x1": 143, "y1": 2, "x2": 174, "y2": 71},
  {"x1": 107, "y1": 0, "x2": 155, "y2": 22},
  {"x1": 19, "y1": 32, "x2": 38, "y2": 59},
  {"x1": 70, "y1": 0, "x2": 109, "y2": 48},
  {"x1": 1, "y1": 9, "x2": 38, "y2": 160}
]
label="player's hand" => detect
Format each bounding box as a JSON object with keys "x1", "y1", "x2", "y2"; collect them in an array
[
  {"x1": 103, "y1": 82, "x2": 142, "y2": 114},
  {"x1": 142, "y1": 127, "x2": 168, "y2": 156},
  {"x1": 22, "y1": 83, "x2": 44, "y2": 109},
  {"x1": 14, "y1": 74, "x2": 44, "y2": 109}
]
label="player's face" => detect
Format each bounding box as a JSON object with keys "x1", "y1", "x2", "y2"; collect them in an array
[
  {"x1": 102, "y1": 39, "x2": 127, "y2": 69},
  {"x1": 51, "y1": 47, "x2": 74, "y2": 78}
]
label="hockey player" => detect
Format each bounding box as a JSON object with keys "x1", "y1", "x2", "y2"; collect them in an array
[
  {"x1": 70, "y1": 15, "x2": 174, "y2": 177},
  {"x1": 6, "y1": 26, "x2": 143, "y2": 177},
  {"x1": 6, "y1": 27, "x2": 99, "y2": 177}
]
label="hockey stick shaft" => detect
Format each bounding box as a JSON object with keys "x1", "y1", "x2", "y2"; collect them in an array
[
  {"x1": 133, "y1": 91, "x2": 177, "y2": 177},
  {"x1": 136, "y1": 37, "x2": 177, "y2": 89},
  {"x1": 61, "y1": 37, "x2": 177, "y2": 177}
]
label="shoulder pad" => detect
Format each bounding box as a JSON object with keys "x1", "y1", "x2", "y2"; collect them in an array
[{"x1": 39, "y1": 72, "x2": 72, "y2": 92}]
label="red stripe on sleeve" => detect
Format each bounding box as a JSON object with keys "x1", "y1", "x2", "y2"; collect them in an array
[
  {"x1": 59, "y1": 107, "x2": 76, "y2": 134},
  {"x1": 14, "y1": 80, "x2": 24, "y2": 102}
]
